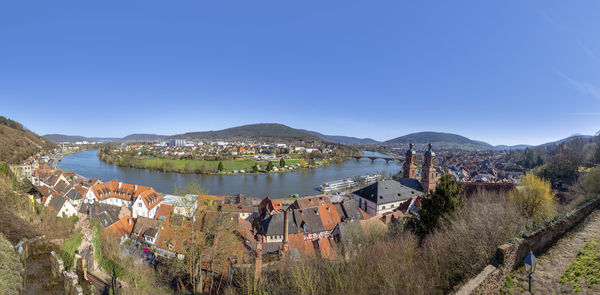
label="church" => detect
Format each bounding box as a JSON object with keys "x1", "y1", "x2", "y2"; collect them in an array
[{"x1": 353, "y1": 143, "x2": 438, "y2": 216}]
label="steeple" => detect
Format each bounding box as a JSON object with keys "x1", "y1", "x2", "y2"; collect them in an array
[
  {"x1": 403, "y1": 143, "x2": 417, "y2": 178},
  {"x1": 421, "y1": 143, "x2": 437, "y2": 194}
]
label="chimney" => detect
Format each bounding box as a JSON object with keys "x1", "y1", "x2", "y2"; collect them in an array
[
  {"x1": 119, "y1": 182, "x2": 122, "y2": 188},
  {"x1": 127, "y1": 218, "x2": 132, "y2": 226},
  {"x1": 282, "y1": 210, "x2": 289, "y2": 254}
]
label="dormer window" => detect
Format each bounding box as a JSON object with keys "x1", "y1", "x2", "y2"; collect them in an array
[{"x1": 168, "y1": 244, "x2": 174, "y2": 250}]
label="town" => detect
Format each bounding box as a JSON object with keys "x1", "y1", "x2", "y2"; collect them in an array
[
  {"x1": 93, "y1": 140, "x2": 354, "y2": 175},
  {"x1": 2, "y1": 2, "x2": 600, "y2": 294},
  {"x1": 4, "y1": 139, "x2": 538, "y2": 294}
]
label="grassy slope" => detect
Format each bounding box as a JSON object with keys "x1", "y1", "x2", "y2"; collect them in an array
[
  {"x1": 0, "y1": 233, "x2": 22, "y2": 295},
  {"x1": 0, "y1": 116, "x2": 57, "y2": 163},
  {"x1": 560, "y1": 235, "x2": 600, "y2": 291}
]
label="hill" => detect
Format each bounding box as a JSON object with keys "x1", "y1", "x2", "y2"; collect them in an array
[
  {"x1": 0, "y1": 116, "x2": 57, "y2": 164},
  {"x1": 121, "y1": 134, "x2": 168, "y2": 142},
  {"x1": 494, "y1": 144, "x2": 532, "y2": 150},
  {"x1": 301, "y1": 130, "x2": 379, "y2": 145},
  {"x1": 170, "y1": 123, "x2": 320, "y2": 142},
  {"x1": 538, "y1": 134, "x2": 594, "y2": 147},
  {"x1": 385, "y1": 131, "x2": 493, "y2": 150},
  {"x1": 43, "y1": 134, "x2": 120, "y2": 143}
]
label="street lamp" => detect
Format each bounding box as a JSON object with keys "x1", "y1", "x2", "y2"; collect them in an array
[{"x1": 524, "y1": 250, "x2": 537, "y2": 293}]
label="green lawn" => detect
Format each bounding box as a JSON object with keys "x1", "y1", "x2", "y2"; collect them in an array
[
  {"x1": 560, "y1": 235, "x2": 600, "y2": 292},
  {"x1": 135, "y1": 157, "x2": 308, "y2": 173},
  {"x1": 57, "y1": 232, "x2": 83, "y2": 270}
]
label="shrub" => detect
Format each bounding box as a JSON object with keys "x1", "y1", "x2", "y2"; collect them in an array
[
  {"x1": 92, "y1": 223, "x2": 125, "y2": 278},
  {"x1": 58, "y1": 233, "x2": 83, "y2": 270},
  {"x1": 509, "y1": 173, "x2": 556, "y2": 223}
]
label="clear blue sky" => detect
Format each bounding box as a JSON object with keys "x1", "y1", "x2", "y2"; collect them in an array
[{"x1": 1, "y1": 1, "x2": 599, "y2": 145}]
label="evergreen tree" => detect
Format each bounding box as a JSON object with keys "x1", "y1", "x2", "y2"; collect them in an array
[
  {"x1": 217, "y1": 161, "x2": 224, "y2": 171},
  {"x1": 279, "y1": 158, "x2": 286, "y2": 168},
  {"x1": 252, "y1": 162, "x2": 259, "y2": 172},
  {"x1": 410, "y1": 174, "x2": 463, "y2": 239},
  {"x1": 266, "y1": 161, "x2": 273, "y2": 172}
]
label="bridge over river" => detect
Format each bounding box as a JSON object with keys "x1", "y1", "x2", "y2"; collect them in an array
[{"x1": 351, "y1": 154, "x2": 405, "y2": 163}]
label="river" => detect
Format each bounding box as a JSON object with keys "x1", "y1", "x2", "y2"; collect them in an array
[{"x1": 58, "y1": 149, "x2": 403, "y2": 198}]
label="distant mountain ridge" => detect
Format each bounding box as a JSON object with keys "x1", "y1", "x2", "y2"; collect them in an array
[
  {"x1": 43, "y1": 134, "x2": 120, "y2": 143},
  {"x1": 43, "y1": 123, "x2": 594, "y2": 151},
  {"x1": 300, "y1": 130, "x2": 380, "y2": 145},
  {"x1": 121, "y1": 134, "x2": 169, "y2": 142}
]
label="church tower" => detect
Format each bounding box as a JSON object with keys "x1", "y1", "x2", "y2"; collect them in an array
[
  {"x1": 421, "y1": 143, "x2": 437, "y2": 194},
  {"x1": 403, "y1": 143, "x2": 417, "y2": 178}
]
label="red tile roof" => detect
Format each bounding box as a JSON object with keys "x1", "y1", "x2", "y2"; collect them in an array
[{"x1": 106, "y1": 216, "x2": 135, "y2": 240}]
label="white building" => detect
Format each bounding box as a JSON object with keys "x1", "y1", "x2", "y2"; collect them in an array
[{"x1": 86, "y1": 181, "x2": 163, "y2": 218}]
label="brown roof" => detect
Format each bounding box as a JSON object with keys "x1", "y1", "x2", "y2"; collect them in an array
[
  {"x1": 291, "y1": 195, "x2": 332, "y2": 210},
  {"x1": 131, "y1": 216, "x2": 162, "y2": 242},
  {"x1": 155, "y1": 217, "x2": 195, "y2": 255},
  {"x1": 317, "y1": 205, "x2": 341, "y2": 231},
  {"x1": 106, "y1": 216, "x2": 135, "y2": 239},
  {"x1": 90, "y1": 181, "x2": 161, "y2": 209},
  {"x1": 155, "y1": 204, "x2": 174, "y2": 221}
]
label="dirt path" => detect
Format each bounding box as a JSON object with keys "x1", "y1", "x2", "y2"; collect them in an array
[{"x1": 503, "y1": 210, "x2": 600, "y2": 294}]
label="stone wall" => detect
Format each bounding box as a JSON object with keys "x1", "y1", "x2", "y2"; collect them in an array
[
  {"x1": 50, "y1": 251, "x2": 84, "y2": 295},
  {"x1": 15, "y1": 236, "x2": 83, "y2": 295},
  {"x1": 456, "y1": 197, "x2": 600, "y2": 294}
]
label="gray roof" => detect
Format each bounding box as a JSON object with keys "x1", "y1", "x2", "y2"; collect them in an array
[
  {"x1": 47, "y1": 196, "x2": 66, "y2": 213},
  {"x1": 259, "y1": 212, "x2": 298, "y2": 236},
  {"x1": 66, "y1": 189, "x2": 83, "y2": 201},
  {"x1": 339, "y1": 199, "x2": 364, "y2": 220},
  {"x1": 353, "y1": 179, "x2": 423, "y2": 205},
  {"x1": 79, "y1": 202, "x2": 121, "y2": 227},
  {"x1": 293, "y1": 208, "x2": 326, "y2": 234}
]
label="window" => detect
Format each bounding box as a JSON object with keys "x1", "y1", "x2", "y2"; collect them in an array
[
  {"x1": 138, "y1": 202, "x2": 142, "y2": 207},
  {"x1": 168, "y1": 244, "x2": 174, "y2": 250}
]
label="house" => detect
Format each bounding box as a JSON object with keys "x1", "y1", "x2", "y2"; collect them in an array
[
  {"x1": 288, "y1": 195, "x2": 332, "y2": 210},
  {"x1": 45, "y1": 195, "x2": 78, "y2": 217},
  {"x1": 64, "y1": 185, "x2": 85, "y2": 207},
  {"x1": 221, "y1": 195, "x2": 253, "y2": 220},
  {"x1": 258, "y1": 201, "x2": 356, "y2": 248},
  {"x1": 79, "y1": 201, "x2": 125, "y2": 228},
  {"x1": 258, "y1": 197, "x2": 283, "y2": 218},
  {"x1": 36, "y1": 185, "x2": 61, "y2": 204},
  {"x1": 106, "y1": 216, "x2": 135, "y2": 244},
  {"x1": 153, "y1": 205, "x2": 193, "y2": 260},
  {"x1": 353, "y1": 179, "x2": 424, "y2": 216},
  {"x1": 162, "y1": 194, "x2": 198, "y2": 217},
  {"x1": 9, "y1": 164, "x2": 32, "y2": 182},
  {"x1": 86, "y1": 181, "x2": 163, "y2": 218},
  {"x1": 131, "y1": 189, "x2": 163, "y2": 218},
  {"x1": 131, "y1": 216, "x2": 162, "y2": 246}
]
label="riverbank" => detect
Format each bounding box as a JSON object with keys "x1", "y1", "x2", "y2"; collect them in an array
[
  {"x1": 59, "y1": 149, "x2": 403, "y2": 197},
  {"x1": 97, "y1": 150, "x2": 344, "y2": 175}
]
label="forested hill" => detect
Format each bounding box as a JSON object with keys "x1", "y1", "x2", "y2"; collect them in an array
[
  {"x1": 385, "y1": 131, "x2": 494, "y2": 150},
  {"x1": 170, "y1": 123, "x2": 322, "y2": 142},
  {"x1": 0, "y1": 116, "x2": 57, "y2": 164}
]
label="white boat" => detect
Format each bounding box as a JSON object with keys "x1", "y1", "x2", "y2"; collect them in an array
[{"x1": 320, "y1": 178, "x2": 356, "y2": 193}]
